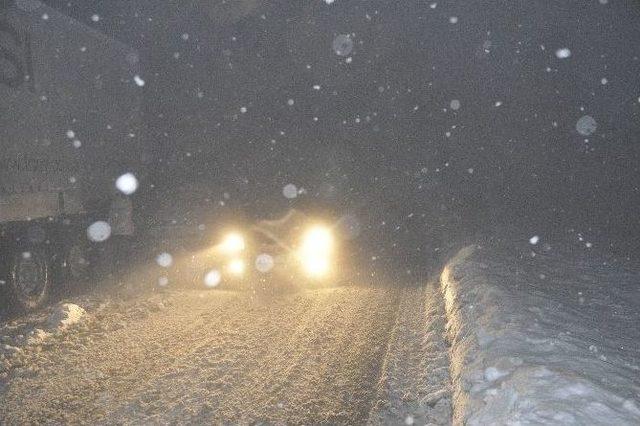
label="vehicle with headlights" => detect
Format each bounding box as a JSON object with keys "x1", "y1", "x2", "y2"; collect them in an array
[{"x1": 151, "y1": 209, "x2": 338, "y2": 291}]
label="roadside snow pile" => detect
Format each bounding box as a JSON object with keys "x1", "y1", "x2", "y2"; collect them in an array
[
  {"x1": 47, "y1": 303, "x2": 86, "y2": 331},
  {"x1": 441, "y1": 244, "x2": 640, "y2": 425}
]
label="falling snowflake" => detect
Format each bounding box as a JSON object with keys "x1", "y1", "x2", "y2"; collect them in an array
[
  {"x1": 450, "y1": 99, "x2": 461, "y2": 110},
  {"x1": 449, "y1": 16, "x2": 458, "y2": 24},
  {"x1": 555, "y1": 48, "x2": 571, "y2": 59},
  {"x1": 204, "y1": 269, "x2": 222, "y2": 288},
  {"x1": 287, "y1": 99, "x2": 295, "y2": 106},
  {"x1": 133, "y1": 75, "x2": 145, "y2": 87},
  {"x1": 255, "y1": 254, "x2": 275, "y2": 273},
  {"x1": 87, "y1": 221, "x2": 111, "y2": 242},
  {"x1": 115, "y1": 173, "x2": 139, "y2": 195},
  {"x1": 283, "y1": 183, "x2": 298, "y2": 199},
  {"x1": 156, "y1": 252, "x2": 173, "y2": 268},
  {"x1": 529, "y1": 235, "x2": 540, "y2": 245},
  {"x1": 576, "y1": 115, "x2": 597, "y2": 136},
  {"x1": 332, "y1": 34, "x2": 354, "y2": 57}
]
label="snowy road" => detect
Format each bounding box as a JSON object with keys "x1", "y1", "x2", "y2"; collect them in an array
[{"x1": 0, "y1": 281, "x2": 452, "y2": 424}]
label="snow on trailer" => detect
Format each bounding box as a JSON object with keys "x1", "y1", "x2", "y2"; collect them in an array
[
  {"x1": 0, "y1": 1, "x2": 146, "y2": 311},
  {"x1": 441, "y1": 244, "x2": 640, "y2": 425}
]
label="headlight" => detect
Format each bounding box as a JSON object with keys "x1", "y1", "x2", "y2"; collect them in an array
[
  {"x1": 220, "y1": 233, "x2": 245, "y2": 254},
  {"x1": 300, "y1": 226, "x2": 333, "y2": 256},
  {"x1": 227, "y1": 258, "x2": 245, "y2": 276},
  {"x1": 299, "y1": 226, "x2": 334, "y2": 277},
  {"x1": 301, "y1": 256, "x2": 330, "y2": 277}
]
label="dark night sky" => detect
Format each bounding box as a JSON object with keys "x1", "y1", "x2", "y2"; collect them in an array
[{"x1": 43, "y1": 0, "x2": 640, "y2": 265}]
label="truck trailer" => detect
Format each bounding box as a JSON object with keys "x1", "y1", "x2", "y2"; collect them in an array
[{"x1": 0, "y1": 1, "x2": 146, "y2": 311}]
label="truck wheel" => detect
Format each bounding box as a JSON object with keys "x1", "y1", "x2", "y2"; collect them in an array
[{"x1": 8, "y1": 248, "x2": 51, "y2": 312}]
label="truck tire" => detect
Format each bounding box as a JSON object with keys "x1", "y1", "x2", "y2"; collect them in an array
[{"x1": 8, "y1": 248, "x2": 51, "y2": 312}]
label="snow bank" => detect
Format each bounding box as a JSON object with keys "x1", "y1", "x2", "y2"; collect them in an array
[
  {"x1": 47, "y1": 303, "x2": 86, "y2": 331},
  {"x1": 441, "y1": 244, "x2": 640, "y2": 425}
]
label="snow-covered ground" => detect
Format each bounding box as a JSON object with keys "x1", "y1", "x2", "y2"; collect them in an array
[
  {"x1": 0, "y1": 282, "x2": 443, "y2": 424},
  {"x1": 5, "y1": 237, "x2": 640, "y2": 424},
  {"x1": 441, "y1": 243, "x2": 640, "y2": 425},
  {"x1": 367, "y1": 282, "x2": 451, "y2": 425}
]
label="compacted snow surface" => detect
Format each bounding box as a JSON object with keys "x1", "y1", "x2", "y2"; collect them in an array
[
  {"x1": 0, "y1": 281, "x2": 452, "y2": 424},
  {"x1": 441, "y1": 243, "x2": 640, "y2": 425}
]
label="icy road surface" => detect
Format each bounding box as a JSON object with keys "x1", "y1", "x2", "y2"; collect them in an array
[{"x1": 0, "y1": 282, "x2": 451, "y2": 424}]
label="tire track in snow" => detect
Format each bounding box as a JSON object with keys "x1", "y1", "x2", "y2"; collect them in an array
[{"x1": 367, "y1": 281, "x2": 453, "y2": 425}]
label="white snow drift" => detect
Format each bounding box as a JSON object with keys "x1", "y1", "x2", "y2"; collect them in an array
[
  {"x1": 47, "y1": 303, "x2": 86, "y2": 331},
  {"x1": 441, "y1": 243, "x2": 640, "y2": 425}
]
